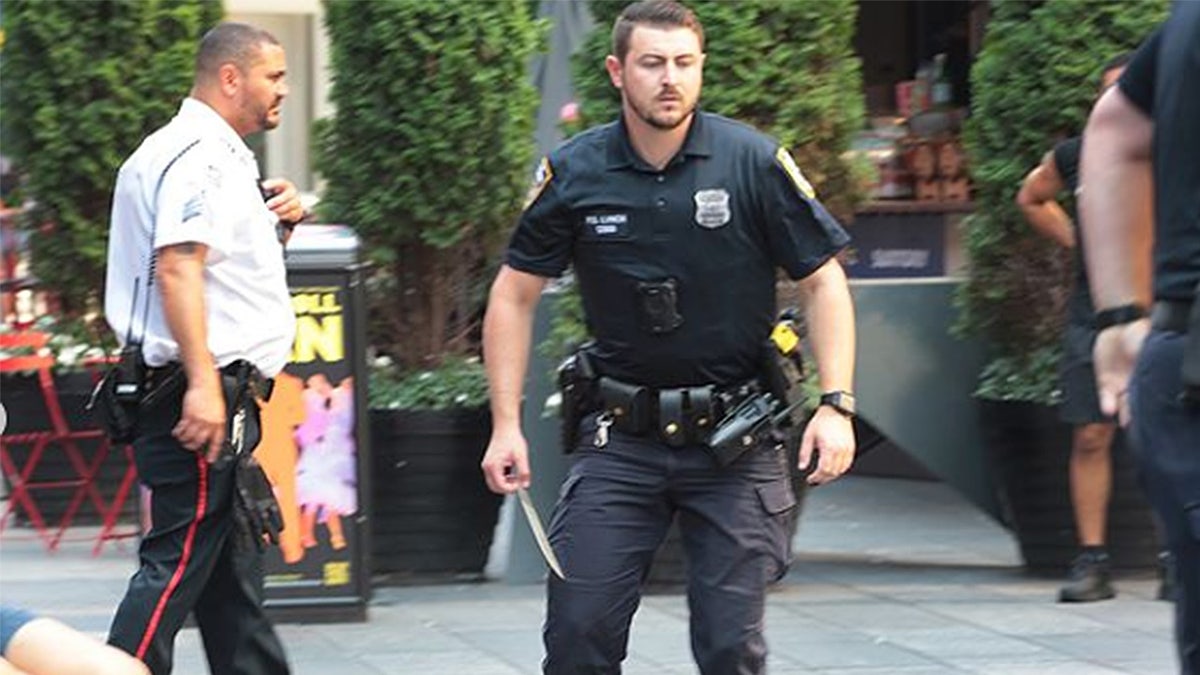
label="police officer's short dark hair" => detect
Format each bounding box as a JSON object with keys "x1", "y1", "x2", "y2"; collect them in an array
[
  {"x1": 195, "y1": 22, "x2": 281, "y2": 81},
  {"x1": 612, "y1": 1, "x2": 705, "y2": 64}
]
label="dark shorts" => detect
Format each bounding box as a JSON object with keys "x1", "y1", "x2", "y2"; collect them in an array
[
  {"x1": 1059, "y1": 323, "x2": 1112, "y2": 425},
  {"x1": 0, "y1": 605, "x2": 36, "y2": 655}
]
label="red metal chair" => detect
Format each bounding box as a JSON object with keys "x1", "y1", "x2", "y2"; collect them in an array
[{"x1": 0, "y1": 331, "x2": 111, "y2": 551}]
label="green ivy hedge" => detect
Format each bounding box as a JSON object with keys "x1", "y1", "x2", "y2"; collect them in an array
[
  {"x1": 316, "y1": 0, "x2": 544, "y2": 386},
  {"x1": 0, "y1": 0, "x2": 223, "y2": 318},
  {"x1": 956, "y1": 0, "x2": 1167, "y2": 403}
]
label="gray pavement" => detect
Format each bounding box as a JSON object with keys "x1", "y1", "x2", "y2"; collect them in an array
[{"x1": 0, "y1": 476, "x2": 1177, "y2": 674}]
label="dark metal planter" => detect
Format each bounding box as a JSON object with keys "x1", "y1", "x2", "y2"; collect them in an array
[
  {"x1": 368, "y1": 407, "x2": 502, "y2": 582},
  {"x1": 979, "y1": 399, "x2": 1159, "y2": 572}
]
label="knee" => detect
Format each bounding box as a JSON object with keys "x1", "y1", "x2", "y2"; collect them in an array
[{"x1": 1074, "y1": 426, "x2": 1114, "y2": 456}]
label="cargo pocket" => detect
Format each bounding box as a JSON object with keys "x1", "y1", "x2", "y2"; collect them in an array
[
  {"x1": 755, "y1": 477, "x2": 797, "y2": 515},
  {"x1": 547, "y1": 473, "x2": 584, "y2": 568},
  {"x1": 755, "y1": 477, "x2": 797, "y2": 582}
]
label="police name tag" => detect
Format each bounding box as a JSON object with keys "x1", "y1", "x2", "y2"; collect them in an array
[{"x1": 693, "y1": 188, "x2": 731, "y2": 229}]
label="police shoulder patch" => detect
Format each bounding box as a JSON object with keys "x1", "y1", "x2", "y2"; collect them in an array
[
  {"x1": 523, "y1": 156, "x2": 554, "y2": 211},
  {"x1": 775, "y1": 147, "x2": 815, "y2": 200}
]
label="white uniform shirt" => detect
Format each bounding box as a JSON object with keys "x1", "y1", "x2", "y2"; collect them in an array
[{"x1": 104, "y1": 98, "x2": 296, "y2": 377}]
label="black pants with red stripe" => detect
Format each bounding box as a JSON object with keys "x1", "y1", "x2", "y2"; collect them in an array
[{"x1": 108, "y1": 391, "x2": 289, "y2": 675}]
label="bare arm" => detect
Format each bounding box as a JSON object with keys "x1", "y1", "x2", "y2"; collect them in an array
[
  {"x1": 157, "y1": 242, "x2": 225, "y2": 461},
  {"x1": 1080, "y1": 85, "x2": 1155, "y2": 422},
  {"x1": 1080, "y1": 86, "x2": 1155, "y2": 310},
  {"x1": 1017, "y1": 151, "x2": 1075, "y2": 248},
  {"x1": 794, "y1": 257, "x2": 857, "y2": 484},
  {"x1": 479, "y1": 264, "x2": 547, "y2": 493}
]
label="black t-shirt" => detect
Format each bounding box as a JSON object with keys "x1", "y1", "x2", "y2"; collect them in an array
[
  {"x1": 1118, "y1": 9, "x2": 1200, "y2": 301},
  {"x1": 506, "y1": 111, "x2": 850, "y2": 388},
  {"x1": 1053, "y1": 136, "x2": 1095, "y2": 325}
]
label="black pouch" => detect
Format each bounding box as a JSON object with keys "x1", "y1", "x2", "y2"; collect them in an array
[
  {"x1": 86, "y1": 345, "x2": 147, "y2": 444},
  {"x1": 598, "y1": 376, "x2": 652, "y2": 435}
]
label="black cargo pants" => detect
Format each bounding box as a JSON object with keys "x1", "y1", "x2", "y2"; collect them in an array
[
  {"x1": 543, "y1": 413, "x2": 796, "y2": 675},
  {"x1": 1129, "y1": 331, "x2": 1200, "y2": 675}
]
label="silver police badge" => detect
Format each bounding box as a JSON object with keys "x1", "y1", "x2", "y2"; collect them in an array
[{"x1": 693, "y1": 188, "x2": 731, "y2": 229}]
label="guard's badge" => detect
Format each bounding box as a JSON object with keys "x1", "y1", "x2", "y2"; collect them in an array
[
  {"x1": 523, "y1": 157, "x2": 554, "y2": 211},
  {"x1": 693, "y1": 188, "x2": 731, "y2": 229},
  {"x1": 775, "y1": 147, "x2": 815, "y2": 199}
]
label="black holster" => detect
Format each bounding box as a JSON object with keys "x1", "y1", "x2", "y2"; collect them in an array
[
  {"x1": 557, "y1": 348, "x2": 597, "y2": 452},
  {"x1": 220, "y1": 360, "x2": 283, "y2": 552}
]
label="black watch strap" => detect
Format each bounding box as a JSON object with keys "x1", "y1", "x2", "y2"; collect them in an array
[
  {"x1": 1094, "y1": 303, "x2": 1147, "y2": 331},
  {"x1": 818, "y1": 390, "x2": 856, "y2": 418}
]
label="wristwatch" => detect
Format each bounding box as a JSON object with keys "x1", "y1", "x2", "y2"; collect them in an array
[
  {"x1": 1093, "y1": 303, "x2": 1147, "y2": 331},
  {"x1": 819, "y1": 390, "x2": 856, "y2": 418}
]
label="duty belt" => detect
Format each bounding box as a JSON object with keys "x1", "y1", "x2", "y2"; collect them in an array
[
  {"x1": 1151, "y1": 300, "x2": 1192, "y2": 334},
  {"x1": 593, "y1": 376, "x2": 761, "y2": 447},
  {"x1": 143, "y1": 360, "x2": 275, "y2": 402}
]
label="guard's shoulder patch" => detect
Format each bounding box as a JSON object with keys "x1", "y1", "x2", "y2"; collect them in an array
[
  {"x1": 523, "y1": 156, "x2": 554, "y2": 211},
  {"x1": 775, "y1": 147, "x2": 815, "y2": 200}
]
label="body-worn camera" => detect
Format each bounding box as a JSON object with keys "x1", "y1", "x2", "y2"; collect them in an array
[{"x1": 637, "y1": 278, "x2": 684, "y2": 334}]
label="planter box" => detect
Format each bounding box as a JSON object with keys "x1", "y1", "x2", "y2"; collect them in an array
[
  {"x1": 1, "y1": 371, "x2": 138, "y2": 526},
  {"x1": 980, "y1": 399, "x2": 1159, "y2": 572},
  {"x1": 368, "y1": 407, "x2": 502, "y2": 582}
]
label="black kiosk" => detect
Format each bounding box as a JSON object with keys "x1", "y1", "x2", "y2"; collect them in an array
[{"x1": 257, "y1": 224, "x2": 370, "y2": 622}]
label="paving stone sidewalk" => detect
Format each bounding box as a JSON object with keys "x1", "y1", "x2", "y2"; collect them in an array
[{"x1": 0, "y1": 476, "x2": 1176, "y2": 674}]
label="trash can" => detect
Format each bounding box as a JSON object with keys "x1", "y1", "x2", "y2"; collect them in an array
[{"x1": 256, "y1": 224, "x2": 370, "y2": 623}]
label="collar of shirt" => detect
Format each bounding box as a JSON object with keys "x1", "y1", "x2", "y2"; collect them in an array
[
  {"x1": 177, "y1": 97, "x2": 256, "y2": 166},
  {"x1": 606, "y1": 109, "x2": 713, "y2": 172}
]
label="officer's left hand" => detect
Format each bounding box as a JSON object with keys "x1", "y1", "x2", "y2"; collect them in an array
[
  {"x1": 798, "y1": 407, "x2": 856, "y2": 485},
  {"x1": 260, "y1": 178, "x2": 306, "y2": 225}
]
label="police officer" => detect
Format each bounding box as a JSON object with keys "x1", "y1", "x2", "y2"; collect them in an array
[
  {"x1": 104, "y1": 22, "x2": 302, "y2": 675},
  {"x1": 480, "y1": 2, "x2": 857, "y2": 673},
  {"x1": 1080, "y1": 7, "x2": 1200, "y2": 673}
]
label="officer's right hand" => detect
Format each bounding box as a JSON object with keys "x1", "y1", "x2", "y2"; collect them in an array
[
  {"x1": 481, "y1": 427, "x2": 532, "y2": 494},
  {"x1": 1093, "y1": 318, "x2": 1149, "y2": 427},
  {"x1": 174, "y1": 378, "x2": 227, "y2": 463}
]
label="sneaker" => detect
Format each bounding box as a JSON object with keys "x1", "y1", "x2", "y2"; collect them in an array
[
  {"x1": 1058, "y1": 550, "x2": 1116, "y2": 603},
  {"x1": 1157, "y1": 551, "x2": 1177, "y2": 602}
]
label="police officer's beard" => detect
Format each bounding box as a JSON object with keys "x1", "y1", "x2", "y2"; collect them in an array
[{"x1": 630, "y1": 94, "x2": 696, "y2": 131}]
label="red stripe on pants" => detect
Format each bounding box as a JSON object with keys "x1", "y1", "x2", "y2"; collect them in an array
[{"x1": 136, "y1": 454, "x2": 208, "y2": 660}]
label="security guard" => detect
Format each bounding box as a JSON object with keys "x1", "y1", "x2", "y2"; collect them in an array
[
  {"x1": 480, "y1": 2, "x2": 857, "y2": 673},
  {"x1": 1080, "y1": 8, "x2": 1200, "y2": 673},
  {"x1": 104, "y1": 23, "x2": 302, "y2": 675}
]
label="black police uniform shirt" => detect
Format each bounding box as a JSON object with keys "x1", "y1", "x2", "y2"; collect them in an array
[
  {"x1": 505, "y1": 111, "x2": 850, "y2": 389},
  {"x1": 1052, "y1": 136, "x2": 1096, "y2": 327},
  {"x1": 1118, "y1": 12, "x2": 1200, "y2": 302}
]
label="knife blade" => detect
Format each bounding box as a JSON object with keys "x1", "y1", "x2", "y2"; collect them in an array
[{"x1": 517, "y1": 487, "x2": 565, "y2": 580}]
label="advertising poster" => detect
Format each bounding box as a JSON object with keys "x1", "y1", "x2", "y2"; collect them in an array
[{"x1": 255, "y1": 262, "x2": 369, "y2": 622}]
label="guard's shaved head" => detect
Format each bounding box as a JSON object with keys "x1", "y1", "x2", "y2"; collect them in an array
[{"x1": 194, "y1": 22, "x2": 280, "y2": 85}]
